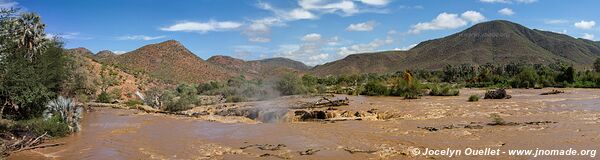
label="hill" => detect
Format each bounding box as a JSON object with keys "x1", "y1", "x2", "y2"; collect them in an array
[
  {"x1": 207, "y1": 56, "x2": 309, "y2": 79},
  {"x1": 250, "y1": 57, "x2": 311, "y2": 71},
  {"x1": 99, "y1": 40, "x2": 233, "y2": 83},
  {"x1": 65, "y1": 47, "x2": 94, "y2": 58},
  {"x1": 95, "y1": 50, "x2": 117, "y2": 61},
  {"x1": 310, "y1": 20, "x2": 600, "y2": 76}
]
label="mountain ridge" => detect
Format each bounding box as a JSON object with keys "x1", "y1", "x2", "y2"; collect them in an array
[{"x1": 309, "y1": 20, "x2": 600, "y2": 76}]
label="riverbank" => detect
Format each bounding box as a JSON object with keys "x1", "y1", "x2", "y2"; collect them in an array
[{"x1": 9, "y1": 88, "x2": 600, "y2": 159}]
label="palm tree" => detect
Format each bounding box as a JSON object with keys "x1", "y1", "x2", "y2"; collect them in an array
[{"x1": 13, "y1": 12, "x2": 47, "y2": 61}]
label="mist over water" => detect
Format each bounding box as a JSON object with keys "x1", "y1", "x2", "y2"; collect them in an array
[{"x1": 252, "y1": 101, "x2": 290, "y2": 123}]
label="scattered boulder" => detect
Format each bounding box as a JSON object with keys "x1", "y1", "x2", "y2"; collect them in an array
[
  {"x1": 299, "y1": 149, "x2": 320, "y2": 155},
  {"x1": 240, "y1": 144, "x2": 286, "y2": 151},
  {"x1": 540, "y1": 90, "x2": 564, "y2": 95},
  {"x1": 484, "y1": 89, "x2": 512, "y2": 99}
]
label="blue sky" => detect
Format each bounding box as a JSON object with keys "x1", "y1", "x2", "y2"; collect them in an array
[{"x1": 5, "y1": 0, "x2": 600, "y2": 66}]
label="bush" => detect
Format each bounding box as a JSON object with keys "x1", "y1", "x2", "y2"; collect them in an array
[
  {"x1": 489, "y1": 113, "x2": 506, "y2": 125},
  {"x1": 363, "y1": 81, "x2": 389, "y2": 96},
  {"x1": 276, "y1": 74, "x2": 308, "y2": 95},
  {"x1": 226, "y1": 96, "x2": 245, "y2": 103},
  {"x1": 125, "y1": 99, "x2": 143, "y2": 107},
  {"x1": 97, "y1": 91, "x2": 112, "y2": 103},
  {"x1": 429, "y1": 84, "x2": 460, "y2": 96},
  {"x1": 15, "y1": 115, "x2": 71, "y2": 137},
  {"x1": 389, "y1": 73, "x2": 425, "y2": 99},
  {"x1": 43, "y1": 96, "x2": 83, "y2": 132},
  {"x1": 468, "y1": 95, "x2": 480, "y2": 102}
]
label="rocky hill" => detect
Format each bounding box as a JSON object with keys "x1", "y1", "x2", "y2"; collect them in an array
[
  {"x1": 99, "y1": 40, "x2": 233, "y2": 83},
  {"x1": 310, "y1": 20, "x2": 600, "y2": 76},
  {"x1": 207, "y1": 56, "x2": 309, "y2": 79},
  {"x1": 95, "y1": 50, "x2": 117, "y2": 61}
]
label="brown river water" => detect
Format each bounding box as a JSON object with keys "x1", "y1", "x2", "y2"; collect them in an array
[{"x1": 8, "y1": 88, "x2": 600, "y2": 159}]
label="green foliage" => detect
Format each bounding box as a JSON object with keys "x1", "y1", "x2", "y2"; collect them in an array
[
  {"x1": 557, "y1": 66, "x2": 576, "y2": 84},
  {"x1": 511, "y1": 66, "x2": 539, "y2": 88},
  {"x1": 97, "y1": 91, "x2": 112, "y2": 103},
  {"x1": 468, "y1": 95, "x2": 480, "y2": 102},
  {"x1": 125, "y1": 99, "x2": 143, "y2": 107},
  {"x1": 14, "y1": 115, "x2": 71, "y2": 137},
  {"x1": 428, "y1": 84, "x2": 460, "y2": 96},
  {"x1": 43, "y1": 96, "x2": 83, "y2": 132},
  {"x1": 276, "y1": 74, "x2": 308, "y2": 95},
  {"x1": 594, "y1": 58, "x2": 600, "y2": 73},
  {"x1": 162, "y1": 84, "x2": 200, "y2": 112},
  {"x1": 363, "y1": 80, "x2": 389, "y2": 96},
  {"x1": 0, "y1": 10, "x2": 71, "y2": 119},
  {"x1": 199, "y1": 76, "x2": 273, "y2": 102}
]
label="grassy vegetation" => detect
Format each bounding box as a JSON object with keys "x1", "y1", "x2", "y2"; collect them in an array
[
  {"x1": 13, "y1": 116, "x2": 71, "y2": 137},
  {"x1": 468, "y1": 95, "x2": 480, "y2": 102},
  {"x1": 428, "y1": 84, "x2": 460, "y2": 96}
]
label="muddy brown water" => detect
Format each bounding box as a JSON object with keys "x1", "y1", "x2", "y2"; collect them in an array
[{"x1": 9, "y1": 88, "x2": 600, "y2": 159}]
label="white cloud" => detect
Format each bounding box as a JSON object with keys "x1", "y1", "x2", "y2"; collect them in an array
[
  {"x1": 0, "y1": 0, "x2": 17, "y2": 9},
  {"x1": 480, "y1": 0, "x2": 537, "y2": 3},
  {"x1": 582, "y1": 33, "x2": 594, "y2": 40},
  {"x1": 338, "y1": 30, "x2": 395, "y2": 56},
  {"x1": 498, "y1": 8, "x2": 515, "y2": 16},
  {"x1": 338, "y1": 38, "x2": 393, "y2": 56},
  {"x1": 461, "y1": 11, "x2": 485, "y2": 23},
  {"x1": 346, "y1": 21, "x2": 376, "y2": 31},
  {"x1": 514, "y1": 0, "x2": 538, "y2": 3},
  {"x1": 257, "y1": 2, "x2": 317, "y2": 21},
  {"x1": 117, "y1": 35, "x2": 165, "y2": 41},
  {"x1": 394, "y1": 44, "x2": 418, "y2": 51},
  {"x1": 574, "y1": 20, "x2": 596, "y2": 30},
  {"x1": 249, "y1": 37, "x2": 271, "y2": 43},
  {"x1": 544, "y1": 19, "x2": 569, "y2": 24},
  {"x1": 298, "y1": 0, "x2": 359, "y2": 16},
  {"x1": 410, "y1": 11, "x2": 485, "y2": 34},
  {"x1": 273, "y1": 34, "x2": 345, "y2": 65},
  {"x1": 275, "y1": 43, "x2": 329, "y2": 66},
  {"x1": 302, "y1": 33, "x2": 322, "y2": 42},
  {"x1": 113, "y1": 51, "x2": 127, "y2": 54},
  {"x1": 249, "y1": 0, "x2": 393, "y2": 42},
  {"x1": 480, "y1": 0, "x2": 510, "y2": 3},
  {"x1": 160, "y1": 20, "x2": 242, "y2": 33},
  {"x1": 47, "y1": 32, "x2": 93, "y2": 40},
  {"x1": 358, "y1": 0, "x2": 391, "y2": 6}
]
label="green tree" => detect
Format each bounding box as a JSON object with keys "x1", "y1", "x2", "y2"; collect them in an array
[
  {"x1": 594, "y1": 58, "x2": 600, "y2": 72},
  {"x1": 276, "y1": 74, "x2": 307, "y2": 95},
  {"x1": 0, "y1": 10, "x2": 67, "y2": 119}
]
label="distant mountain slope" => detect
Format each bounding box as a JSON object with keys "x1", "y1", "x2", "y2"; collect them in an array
[
  {"x1": 100, "y1": 40, "x2": 233, "y2": 83},
  {"x1": 250, "y1": 57, "x2": 311, "y2": 71},
  {"x1": 95, "y1": 50, "x2": 116, "y2": 61},
  {"x1": 207, "y1": 56, "x2": 309, "y2": 79},
  {"x1": 310, "y1": 51, "x2": 407, "y2": 76},
  {"x1": 311, "y1": 20, "x2": 600, "y2": 76},
  {"x1": 65, "y1": 47, "x2": 94, "y2": 58}
]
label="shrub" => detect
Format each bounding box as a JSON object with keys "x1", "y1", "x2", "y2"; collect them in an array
[
  {"x1": 389, "y1": 73, "x2": 425, "y2": 99},
  {"x1": 489, "y1": 113, "x2": 506, "y2": 125},
  {"x1": 15, "y1": 115, "x2": 71, "y2": 137},
  {"x1": 226, "y1": 96, "x2": 245, "y2": 103},
  {"x1": 125, "y1": 99, "x2": 143, "y2": 107},
  {"x1": 595, "y1": 58, "x2": 600, "y2": 73},
  {"x1": 468, "y1": 95, "x2": 480, "y2": 102},
  {"x1": 429, "y1": 84, "x2": 460, "y2": 96},
  {"x1": 276, "y1": 74, "x2": 308, "y2": 95},
  {"x1": 363, "y1": 80, "x2": 389, "y2": 96},
  {"x1": 43, "y1": 96, "x2": 83, "y2": 132},
  {"x1": 97, "y1": 91, "x2": 112, "y2": 103}
]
